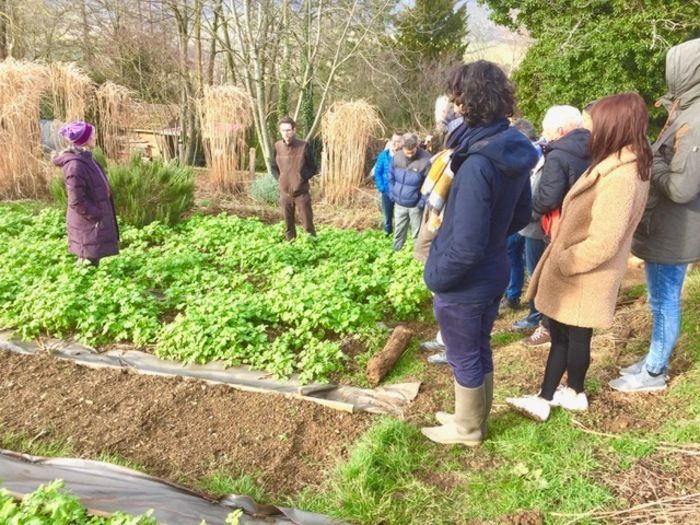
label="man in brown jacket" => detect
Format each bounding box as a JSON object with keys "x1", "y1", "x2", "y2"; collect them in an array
[{"x1": 272, "y1": 116, "x2": 317, "y2": 240}]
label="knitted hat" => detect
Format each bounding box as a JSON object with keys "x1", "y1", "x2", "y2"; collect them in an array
[{"x1": 59, "y1": 121, "x2": 95, "y2": 147}]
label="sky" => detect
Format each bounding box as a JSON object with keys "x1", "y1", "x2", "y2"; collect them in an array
[{"x1": 465, "y1": 0, "x2": 525, "y2": 43}]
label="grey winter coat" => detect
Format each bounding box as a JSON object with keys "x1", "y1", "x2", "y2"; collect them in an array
[
  {"x1": 632, "y1": 38, "x2": 700, "y2": 264},
  {"x1": 53, "y1": 149, "x2": 120, "y2": 261},
  {"x1": 633, "y1": 38, "x2": 700, "y2": 264}
]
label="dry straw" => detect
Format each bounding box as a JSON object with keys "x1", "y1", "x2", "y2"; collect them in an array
[
  {"x1": 48, "y1": 62, "x2": 94, "y2": 123},
  {"x1": 321, "y1": 100, "x2": 383, "y2": 205},
  {"x1": 198, "y1": 85, "x2": 253, "y2": 193},
  {"x1": 0, "y1": 59, "x2": 50, "y2": 198},
  {"x1": 0, "y1": 60, "x2": 96, "y2": 199},
  {"x1": 96, "y1": 81, "x2": 133, "y2": 159}
]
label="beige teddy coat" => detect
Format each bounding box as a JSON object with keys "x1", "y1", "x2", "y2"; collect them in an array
[{"x1": 527, "y1": 148, "x2": 649, "y2": 329}]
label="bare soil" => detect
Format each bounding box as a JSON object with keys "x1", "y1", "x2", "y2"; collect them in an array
[
  {"x1": 3, "y1": 256, "x2": 693, "y2": 521},
  {"x1": 603, "y1": 454, "x2": 700, "y2": 507},
  {"x1": 0, "y1": 350, "x2": 370, "y2": 499}
]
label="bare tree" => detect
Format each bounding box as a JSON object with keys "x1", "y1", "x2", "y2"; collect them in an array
[
  {"x1": 217, "y1": 0, "x2": 394, "y2": 174},
  {"x1": 165, "y1": 0, "x2": 202, "y2": 164}
]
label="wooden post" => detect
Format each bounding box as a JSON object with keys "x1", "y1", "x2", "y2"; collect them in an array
[{"x1": 249, "y1": 147, "x2": 256, "y2": 179}]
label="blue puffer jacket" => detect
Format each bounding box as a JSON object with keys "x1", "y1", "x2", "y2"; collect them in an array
[
  {"x1": 424, "y1": 118, "x2": 538, "y2": 303},
  {"x1": 389, "y1": 149, "x2": 432, "y2": 207},
  {"x1": 373, "y1": 149, "x2": 392, "y2": 194}
]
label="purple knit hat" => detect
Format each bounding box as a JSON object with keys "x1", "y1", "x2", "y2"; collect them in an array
[{"x1": 59, "y1": 121, "x2": 95, "y2": 147}]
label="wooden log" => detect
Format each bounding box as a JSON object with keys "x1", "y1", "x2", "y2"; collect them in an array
[{"x1": 366, "y1": 326, "x2": 413, "y2": 386}]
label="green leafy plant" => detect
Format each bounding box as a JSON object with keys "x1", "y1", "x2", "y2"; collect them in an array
[
  {"x1": 0, "y1": 203, "x2": 431, "y2": 382},
  {"x1": 0, "y1": 480, "x2": 157, "y2": 524}
]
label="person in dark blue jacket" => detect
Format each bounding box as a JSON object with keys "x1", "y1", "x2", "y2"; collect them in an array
[
  {"x1": 389, "y1": 133, "x2": 432, "y2": 251},
  {"x1": 421, "y1": 61, "x2": 538, "y2": 447}
]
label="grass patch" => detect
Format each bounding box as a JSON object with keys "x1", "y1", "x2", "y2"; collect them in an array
[
  {"x1": 293, "y1": 418, "x2": 452, "y2": 525},
  {"x1": 94, "y1": 452, "x2": 146, "y2": 473},
  {"x1": 293, "y1": 414, "x2": 617, "y2": 524},
  {"x1": 382, "y1": 340, "x2": 428, "y2": 384},
  {"x1": 623, "y1": 282, "x2": 647, "y2": 301},
  {"x1": 199, "y1": 470, "x2": 268, "y2": 503},
  {"x1": 0, "y1": 426, "x2": 74, "y2": 458},
  {"x1": 492, "y1": 330, "x2": 523, "y2": 348},
  {"x1": 459, "y1": 411, "x2": 614, "y2": 522},
  {"x1": 605, "y1": 434, "x2": 657, "y2": 469}
]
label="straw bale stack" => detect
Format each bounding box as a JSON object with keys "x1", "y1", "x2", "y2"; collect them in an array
[
  {"x1": 321, "y1": 100, "x2": 383, "y2": 204},
  {"x1": 198, "y1": 86, "x2": 253, "y2": 193}
]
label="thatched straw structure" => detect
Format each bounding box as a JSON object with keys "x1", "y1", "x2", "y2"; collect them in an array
[
  {"x1": 96, "y1": 81, "x2": 133, "y2": 159},
  {"x1": 0, "y1": 60, "x2": 98, "y2": 199},
  {"x1": 49, "y1": 62, "x2": 94, "y2": 123},
  {"x1": 198, "y1": 85, "x2": 253, "y2": 193},
  {"x1": 0, "y1": 59, "x2": 50, "y2": 198},
  {"x1": 321, "y1": 100, "x2": 383, "y2": 205}
]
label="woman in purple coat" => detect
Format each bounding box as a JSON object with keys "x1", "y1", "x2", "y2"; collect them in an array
[{"x1": 53, "y1": 121, "x2": 119, "y2": 266}]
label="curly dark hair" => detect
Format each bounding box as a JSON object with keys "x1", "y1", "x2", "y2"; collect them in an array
[{"x1": 446, "y1": 61, "x2": 516, "y2": 127}]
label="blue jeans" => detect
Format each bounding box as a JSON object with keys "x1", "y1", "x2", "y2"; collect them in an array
[
  {"x1": 505, "y1": 233, "x2": 525, "y2": 300},
  {"x1": 524, "y1": 237, "x2": 546, "y2": 321},
  {"x1": 645, "y1": 262, "x2": 688, "y2": 374},
  {"x1": 380, "y1": 193, "x2": 394, "y2": 234},
  {"x1": 433, "y1": 295, "x2": 500, "y2": 388}
]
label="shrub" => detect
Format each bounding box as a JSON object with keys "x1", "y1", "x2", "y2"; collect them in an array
[
  {"x1": 49, "y1": 174, "x2": 68, "y2": 209},
  {"x1": 49, "y1": 150, "x2": 195, "y2": 228},
  {"x1": 249, "y1": 173, "x2": 279, "y2": 204},
  {"x1": 109, "y1": 154, "x2": 195, "y2": 228},
  {"x1": 92, "y1": 146, "x2": 108, "y2": 171}
]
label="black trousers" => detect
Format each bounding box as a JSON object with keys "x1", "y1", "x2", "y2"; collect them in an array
[{"x1": 540, "y1": 318, "x2": 593, "y2": 400}]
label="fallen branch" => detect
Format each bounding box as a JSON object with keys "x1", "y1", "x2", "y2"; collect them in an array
[
  {"x1": 571, "y1": 419, "x2": 700, "y2": 455},
  {"x1": 552, "y1": 492, "x2": 700, "y2": 524}
]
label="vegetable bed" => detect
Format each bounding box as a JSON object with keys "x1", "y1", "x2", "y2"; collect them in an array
[
  {"x1": 0, "y1": 204, "x2": 429, "y2": 382},
  {"x1": 0, "y1": 481, "x2": 156, "y2": 524}
]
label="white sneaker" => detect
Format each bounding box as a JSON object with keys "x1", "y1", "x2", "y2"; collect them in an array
[
  {"x1": 506, "y1": 395, "x2": 552, "y2": 422},
  {"x1": 552, "y1": 386, "x2": 588, "y2": 411}
]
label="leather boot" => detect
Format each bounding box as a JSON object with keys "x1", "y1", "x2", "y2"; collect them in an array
[
  {"x1": 422, "y1": 380, "x2": 485, "y2": 446},
  {"x1": 436, "y1": 372, "x2": 493, "y2": 436}
]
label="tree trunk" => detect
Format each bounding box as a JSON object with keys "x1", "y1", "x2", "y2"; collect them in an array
[
  {"x1": 171, "y1": 1, "x2": 198, "y2": 165},
  {"x1": 80, "y1": 0, "x2": 94, "y2": 68},
  {"x1": 0, "y1": 0, "x2": 9, "y2": 59},
  {"x1": 207, "y1": 0, "x2": 222, "y2": 85},
  {"x1": 194, "y1": 0, "x2": 204, "y2": 94}
]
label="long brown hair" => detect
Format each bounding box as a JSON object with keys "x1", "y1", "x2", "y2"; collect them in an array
[{"x1": 588, "y1": 92, "x2": 652, "y2": 181}]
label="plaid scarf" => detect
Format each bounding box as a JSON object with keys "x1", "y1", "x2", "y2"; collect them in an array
[{"x1": 419, "y1": 148, "x2": 454, "y2": 233}]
